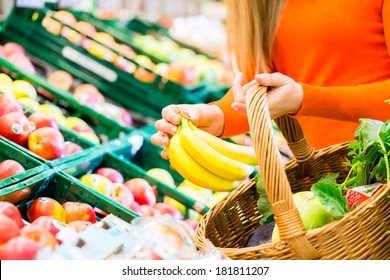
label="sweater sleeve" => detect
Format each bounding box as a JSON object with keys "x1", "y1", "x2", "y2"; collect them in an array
[
  {"x1": 295, "y1": 1, "x2": 390, "y2": 122},
  {"x1": 209, "y1": 88, "x2": 250, "y2": 137}
]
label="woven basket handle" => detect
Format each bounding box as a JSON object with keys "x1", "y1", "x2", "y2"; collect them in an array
[{"x1": 246, "y1": 85, "x2": 320, "y2": 259}]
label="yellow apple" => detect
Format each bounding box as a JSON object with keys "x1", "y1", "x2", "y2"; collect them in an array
[
  {"x1": 65, "y1": 116, "x2": 89, "y2": 130},
  {"x1": 38, "y1": 104, "x2": 67, "y2": 126},
  {"x1": 12, "y1": 80, "x2": 37, "y2": 100},
  {"x1": 78, "y1": 131, "x2": 100, "y2": 145},
  {"x1": 0, "y1": 73, "x2": 13, "y2": 95},
  {"x1": 18, "y1": 97, "x2": 40, "y2": 112},
  {"x1": 80, "y1": 174, "x2": 113, "y2": 196},
  {"x1": 146, "y1": 168, "x2": 175, "y2": 188}
]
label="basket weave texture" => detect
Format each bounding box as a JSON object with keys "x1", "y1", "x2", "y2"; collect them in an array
[{"x1": 195, "y1": 85, "x2": 390, "y2": 260}]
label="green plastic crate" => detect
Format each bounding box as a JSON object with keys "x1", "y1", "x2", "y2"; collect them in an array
[
  {"x1": 0, "y1": 7, "x2": 208, "y2": 120},
  {"x1": 0, "y1": 169, "x2": 138, "y2": 223},
  {"x1": 56, "y1": 148, "x2": 209, "y2": 218},
  {"x1": 0, "y1": 138, "x2": 49, "y2": 190}
]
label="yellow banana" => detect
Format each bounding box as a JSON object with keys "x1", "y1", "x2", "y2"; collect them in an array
[
  {"x1": 188, "y1": 121, "x2": 258, "y2": 166},
  {"x1": 180, "y1": 118, "x2": 254, "y2": 181},
  {"x1": 167, "y1": 123, "x2": 239, "y2": 192}
]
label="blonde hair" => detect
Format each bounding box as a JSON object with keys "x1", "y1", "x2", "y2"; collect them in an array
[{"x1": 225, "y1": 0, "x2": 286, "y2": 81}]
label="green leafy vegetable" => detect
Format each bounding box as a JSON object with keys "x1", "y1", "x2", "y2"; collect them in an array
[
  {"x1": 254, "y1": 173, "x2": 273, "y2": 224},
  {"x1": 311, "y1": 174, "x2": 348, "y2": 220},
  {"x1": 341, "y1": 119, "x2": 390, "y2": 190}
]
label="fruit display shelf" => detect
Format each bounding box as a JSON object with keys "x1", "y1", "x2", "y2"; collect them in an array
[
  {"x1": 0, "y1": 169, "x2": 138, "y2": 223},
  {"x1": 0, "y1": 57, "x2": 134, "y2": 144},
  {"x1": 55, "y1": 146, "x2": 209, "y2": 219},
  {"x1": 125, "y1": 16, "x2": 231, "y2": 101},
  {"x1": 0, "y1": 137, "x2": 49, "y2": 190},
  {"x1": 0, "y1": 7, "x2": 208, "y2": 120}
]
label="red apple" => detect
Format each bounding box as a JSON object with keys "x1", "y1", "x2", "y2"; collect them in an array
[
  {"x1": 62, "y1": 141, "x2": 83, "y2": 157},
  {"x1": 0, "y1": 201, "x2": 24, "y2": 228},
  {"x1": 0, "y1": 45, "x2": 6, "y2": 57},
  {"x1": 28, "y1": 111, "x2": 59, "y2": 130},
  {"x1": 96, "y1": 167, "x2": 124, "y2": 184},
  {"x1": 67, "y1": 220, "x2": 92, "y2": 233},
  {"x1": 21, "y1": 224, "x2": 58, "y2": 250},
  {"x1": 127, "y1": 200, "x2": 143, "y2": 215},
  {"x1": 31, "y1": 216, "x2": 67, "y2": 239},
  {"x1": 168, "y1": 61, "x2": 200, "y2": 86},
  {"x1": 0, "y1": 159, "x2": 26, "y2": 181},
  {"x1": 28, "y1": 127, "x2": 65, "y2": 160},
  {"x1": 0, "y1": 94, "x2": 23, "y2": 117},
  {"x1": 118, "y1": 107, "x2": 133, "y2": 126},
  {"x1": 124, "y1": 178, "x2": 156, "y2": 206},
  {"x1": 0, "y1": 112, "x2": 34, "y2": 147},
  {"x1": 109, "y1": 183, "x2": 134, "y2": 208},
  {"x1": 153, "y1": 202, "x2": 183, "y2": 220},
  {"x1": 0, "y1": 236, "x2": 41, "y2": 260},
  {"x1": 0, "y1": 214, "x2": 21, "y2": 244},
  {"x1": 74, "y1": 21, "x2": 96, "y2": 37},
  {"x1": 2, "y1": 42, "x2": 26, "y2": 57},
  {"x1": 71, "y1": 124, "x2": 95, "y2": 134},
  {"x1": 27, "y1": 197, "x2": 66, "y2": 223},
  {"x1": 62, "y1": 201, "x2": 96, "y2": 224},
  {"x1": 140, "y1": 204, "x2": 162, "y2": 217},
  {"x1": 47, "y1": 70, "x2": 74, "y2": 91},
  {"x1": 0, "y1": 187, "x2": 31, "y2": 204},
  {"x1": 6, "y1": 53, "x2": 36, "y2": 73},
  {"x1": 73, "y1": 90, "x2": 105, "y2": 108}
]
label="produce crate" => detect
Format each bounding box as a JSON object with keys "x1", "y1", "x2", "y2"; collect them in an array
[
  {"x1": 0, "y1": 169, "x2": 138, "y2": 222},
  {"x1": 0, "y1": 137, "x2": 49, "y2": 190},
  {"x1": 0, "y1": 53, "x2": 135, "y2": 143},
  {"x1": 0, "y1": 7, "x2": 208, "y2": 120},
  {"x1": 57, "y1": 145, "x2": 209, "y2": 218}
]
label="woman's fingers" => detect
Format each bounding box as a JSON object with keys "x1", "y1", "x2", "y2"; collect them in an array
[
  {"x1": 231, "y1": 72, "x2": 245, "y2": 103},
  {"x1": 150, "y1": 131, "x2": 170, "y2": 147}
]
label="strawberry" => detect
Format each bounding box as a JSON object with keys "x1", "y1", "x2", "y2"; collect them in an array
[{"x1": 346, "y1": 183, "x2": 384, "y2": 210}]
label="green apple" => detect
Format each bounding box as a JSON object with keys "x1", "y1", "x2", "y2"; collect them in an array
[{"x1": 272, "y1": 191, "x2": 334, "y2": 242}]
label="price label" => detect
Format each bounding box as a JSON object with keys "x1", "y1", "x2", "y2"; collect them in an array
[
  {"x1": 62, "y1": 46, "x2": 118, "y2": 82},
  {"x1": 16, "y1": 0, "x2": 45, "y2": 8}
]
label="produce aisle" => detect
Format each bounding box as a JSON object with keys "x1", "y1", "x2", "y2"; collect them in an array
[{"x1": 1, "y1": 1, "x2": 388, "y2": 274}]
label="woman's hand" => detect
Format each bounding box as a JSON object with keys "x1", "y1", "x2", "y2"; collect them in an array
[
  {"x1": 150, "y1": 104, "x2": 224, "y2": 159},
  {"x1": 231, "y1": 72, "x2": 303, "y2": 119}
]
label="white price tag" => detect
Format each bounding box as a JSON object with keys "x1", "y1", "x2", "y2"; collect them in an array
[
  {"x1": 62, "y1": 46, "x2": 118, "y2": 82},
  {"x1": 16, "y1": 0, "x2": 45, "y2": 8}
]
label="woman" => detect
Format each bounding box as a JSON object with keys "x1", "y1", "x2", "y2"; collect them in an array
[{"x1": 151, "y1": 0, "x2": 390, "y2": 159}]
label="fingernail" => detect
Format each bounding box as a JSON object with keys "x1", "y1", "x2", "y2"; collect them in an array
[
  {"x1": 171, "y1": 126, "x2": 177, "y2": 133},
  {"x1": 172, "y1": 116, "x2": 179, "y2": 123}
]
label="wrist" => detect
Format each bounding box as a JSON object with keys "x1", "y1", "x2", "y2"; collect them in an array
[{"x1": 209, "y1": 104, "x2": 225, "y2": 137}]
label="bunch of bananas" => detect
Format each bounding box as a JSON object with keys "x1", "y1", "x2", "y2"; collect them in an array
[{"x1": 167, "y1": 115, "x2": 258, "y2": 191}]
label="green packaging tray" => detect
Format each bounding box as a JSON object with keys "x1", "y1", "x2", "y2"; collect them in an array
[
  {"x1": 0, "y1": 7, "x2": 208, "y2": 120},
  {"x1": 56, "y1": 147, "x2": 209, "y2": 218},
  {"x1": 0, "y1": 169, "x2": 138, "y2": 222},
  {"x1": 0, "y1": 138, "x2": 49, "y2": 190},
  {"x1": 0, "y1": 56, "x2": 134, "y2": 143}
]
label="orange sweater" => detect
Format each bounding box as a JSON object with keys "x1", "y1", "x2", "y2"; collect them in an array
[{"x1": 213, "y1": 0, "x2": 390, "y2": 149}]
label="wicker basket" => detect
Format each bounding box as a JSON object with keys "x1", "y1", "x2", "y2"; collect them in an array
[{"x1": 195, "y1": 85, "x2": 390, "y2": 260}]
